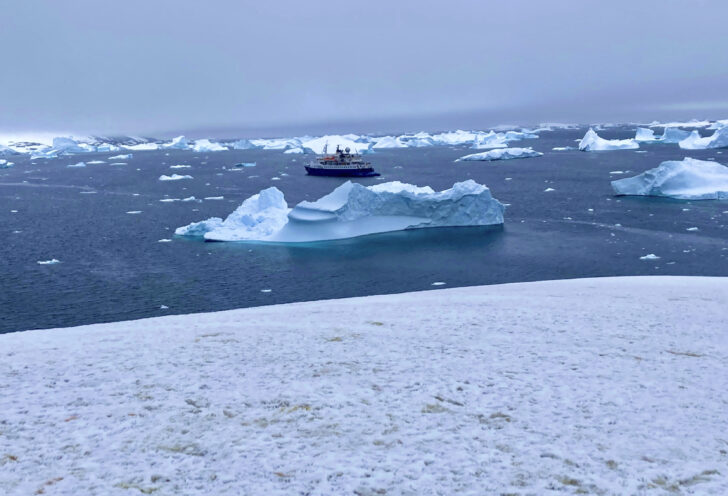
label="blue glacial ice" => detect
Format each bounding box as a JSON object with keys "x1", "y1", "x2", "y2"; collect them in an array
[
  {"x1": 579, "y1": 128, "x2": 639, "y2": 151},
  {"x1": 176, "y1": 180, "x2": 505, "y2": 242}
]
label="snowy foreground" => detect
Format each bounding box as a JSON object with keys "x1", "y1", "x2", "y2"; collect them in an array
[{"x1": 2, "y1": 276, "x2": 727, "y2": 495}]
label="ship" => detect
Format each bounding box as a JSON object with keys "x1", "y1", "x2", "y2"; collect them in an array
[{"x1": 304, "y1": 144, "x2": 380, "y2": 177}]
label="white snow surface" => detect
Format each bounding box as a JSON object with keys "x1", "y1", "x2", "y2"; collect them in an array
[
  {"x1": 176, "y1": 180, "x2": 504, "y2": 242},
  {"x1": 611, "y1": 157, "x2": 728, "y2": 199},
  {"x1": 1, "y1": 276, "x2": 727, "y2": 495},
  {"x1": 456, "y1": 147, "x2": 543, "y2": 161},
  {"x1": 679, "y1": 127, "x2": 728, "y2": 150},
  {"x1": 578, "y1": 128, "x2": 639, "y2": 151}
]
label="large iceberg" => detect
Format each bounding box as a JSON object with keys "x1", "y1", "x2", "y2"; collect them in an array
[
  {"x1": 163, "y1": 136, "x2": 190, "y2": 150},
  {"x1": 578, "y1": 128, "x2": 639, "y2": 151},
  {"x1": 611, "y1": 157, "x2": 728, "y2": 200},
  {"x1": 300, "y1": 135, "x2": 372, "y2": 154},
  {"x1": 678, "y1": 127, "x2": 728, "y2": 150},
  {"x1": 456, "y1": 147, "x2": 542, "y2": 161},
  {"x1": 192, "y1": 139, "x2": 227, "y2": 152},
  {"x1": 176, "y1": 180, "x2": 505, "y2": 242},
  {"x1": 659, "y1": 127, "x2": 692, "y2": 143},
  {"x1": 634, "y1": 128, "x2": 657, "y2": 142}
]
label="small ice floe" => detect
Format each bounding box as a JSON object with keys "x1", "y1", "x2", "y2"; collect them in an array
[
  {"x1": 234, "y1": 162, "x2": 257, "y2": 168},
  {"x1": 126, "y1": 210, "x2": 142, "y2": 214},
  {"x1": 159, "y1": 305, "x2": 169, "y2": 310},
  {"x1": 431, "y1": 282, "x2": 446, "y2": 286},
  {"x1": 0, "y1": 159, "x2": 14, "y2": 168},
  {"x1": 544, "y1": 187, "x2": 555, "y2": 192},
  {"x1": 67, "y1": 161, "x2": 86, "y2": 168},
  {"x1": 686, "y1": 227, "x2": 699, "y2": 231},
  {"x1": 86, "y1": 160, "x2": 105, "y2": 164},
  {"x1": 634, "y1": 150, "x2": 647, "y2": 153},
  {"x1": 109, "y1": 154, "x2": 132, "y2": 160},
  {"x1": 79, "y1": 190, "x2": 97, "y2": 194},
  {"x1": 261, "y1": 289, "x2": 272, "y2": 293},
  {"x1": 609, "y1": 171, "x2": 625, "y2": 175},
  {"x1": 552, "y1": 146, "x2": 574, "y2": 151},
  {"x1": 170, "y1": 164, "x2": 192, "y2": 169},
  {"x1": 271, "y1": 177, "x2": 281, "y2": 181},
  {"x1": 159, "y1": 174, "x2": 193, "y2": 181},
  {"x1": 37, "y1": 259, "x2": 61, "y2": 265},
  {"x1": 505, "y1": 177, "x2": 512, "y2": 181},
  {"x1": 159, "y1": 198, "x2": 178, "y2": 202},
  {"x1": 640, "y1": 254, "x2": 660, "y2": 260},
  {"x1": 110, "y1": 162, "x2": 127, "y2": 165},
  {"x1": 204, "y1": 196, "x2": 224, "y2": 200},
  {"x1": 456, "y1": 147, "x2": 543, "y2": 161},
  {"x1": 10, "y1": 209, "x2": 18, "y2": 213},
  {"x1": 158, "y1": 239, "x2": 172, "y2": 243}
]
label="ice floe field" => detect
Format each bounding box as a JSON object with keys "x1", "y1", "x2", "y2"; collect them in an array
[
  {"x1": 1, "y1": 276, "x2": 727, "y2": 495},
  {"x1": 2, "y1": 123, "x2": 728, "y2": 333}
]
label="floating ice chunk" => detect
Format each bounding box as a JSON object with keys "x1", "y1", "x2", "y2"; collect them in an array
[
  {"x1": 431, "y1": 282, "x2": 446, "y2": 286},
  {"x1": 544, "y1": 187, "x2": 556, "y2": 192},
  {"x1": 686, "y1": 227, "x2": 699, "y2": 231},
  {"x1": 95, "y1": 143, "x2": 120, "y2": 153},
  {"x1": 283, "y1": 147, "x2": 304, "y2": 154},
  {"x1": 260, "y1": 289, "x2": 272, "y2": 293},
  {"x1": 192, "y1": 139, "x2": 227, "y2": 152},
  {"x1": 86, "y1": 160, "x2": 105, "y2": 164},
  {"x1": 0, "y1": 144, "x2": 19, "y2": 156},
  {"x1": 678, "y1": 127, "x2": 728, "y2": 150},
  {"x1": 163, "y1": 136, "x2": 190, "y2": 150},
  {"x1": 176, "y1": 180, "x2": 505, "y2": 243},
  {"x1": 126, "y1": 211, "x2": 142, "y2": 214},
  {"x1": 640, "y1": 254, "x2": 660, "y2": 260},
  {"x1": 456, "y1": 147, "x2": 543, "y2": 161},
  {"x1": 552, "y1": 146, "x2": 574, "y2": 151},
  {"x1": 634, "y1": 128, "x2": 657, "y2": 142},
  {"x1": 204, "y1": 196, "x2": 224, "y2": 200},
  {"x1": 0, "y1": 158, "x2": 14, "y2": 168},
  {"x1": 67, "y1": 161, "x2": 86, "y2": 168},
  {"x1": 611, "y1": 157, "x2": 728, "y2": 200},
  {"x1": 109, "y1": 154, "x2": 132, "y2": 160},
  {"x1": 158, "y1": 239, "x2": 172, "y2": 243},
  {"x1": 170, "y1": 164, "x2": 191, "y2": 169},
  {"x1": 579, "y1": 128, "x2": 639, "y2": 151},
  {"x1": 159, "y1": 305, "x2": 169, "y2": 310},
  {"x1": 159, "y1": 174, "x2": 193, "y2": 181},
  {"x1": 234, "y1": 162, "x2": 256, "y2": 168},
  {"x1": 37, "y1": 259, "x2": 61, "y2": 265},
  {"x1": 125, "y1": 142, "x2": 160, "y2": 151}
]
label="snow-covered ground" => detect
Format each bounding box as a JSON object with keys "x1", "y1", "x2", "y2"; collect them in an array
[{"x1": 1, "y1": 276, "x2": 727, "y2": 495}]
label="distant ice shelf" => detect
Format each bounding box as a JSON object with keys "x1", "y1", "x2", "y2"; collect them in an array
[
  {"x1": 611, "y1": 157, "x2": 728, "y2": 200},
  {"x1": 176, "y1": 180, "x2": 505, "y2": 243}
]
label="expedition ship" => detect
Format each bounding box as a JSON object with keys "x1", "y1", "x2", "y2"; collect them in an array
[{"x1": 305, "y1": 144, "x2": 380, "y2": 177}]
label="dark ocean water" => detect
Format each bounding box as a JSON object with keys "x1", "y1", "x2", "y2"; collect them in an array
[{"x1": 1, "y1": 126, "x2": 727, "y2": 333}]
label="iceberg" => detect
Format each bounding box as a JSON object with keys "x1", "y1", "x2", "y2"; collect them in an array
[
  {"x1": 634, "y1": 128, "x2": 657, "y2": 142},
  {"x1": 371, "y1": 136, "x2": 407, "y2": 149},
  {"x1": 579, "y1": 128, "x2": 639, "y2": 151},
  {"x1": 471, "y1": 131, "x2": 508, "y2": 150},
  {"x1": 0, "y1": 158, "x2": 14, "y2": 168},
  {"x1": 659, "y1": 127, "x2": 691, "y2": 143},
  {"x1": 611, "y1": 157, "x2": 728, "y2": 200},
  {"x1": 192, "y1": 139, "x2": 227, "y2": 152},
  {"x1": 95, "y1": 143, "x2": 121, "y2": 153},
  {"x1": 176, "y1": 179, "x2": 505, "y2": 243},
  {"x1": 159, "y1": 174, "x2": 193, "y2": 181},
  {"x1": 283, "y1": 147, "x2": 304, "y2": 154},
  {"x1": 109, "y1": 153, "x2": 132, "y2": 160},
  {"x1": 678, "y1": 127, "x2": 728, "y2": 150},
  {"x1": 456, "y1": 147, "x2": 543, "y2": 161},
  {"x1": 300, "y1": 135, "x2": 372, "y2": 154},
  {"x1": 163, "y1": 136, "x2": 190, "y2": 150},
  {"x1": 125, "y1": 142, "x2": 160, "y2": 151},
  {"x1": 0, "y1": 144, "x2": 19, "y2": 156},
  {"x1": 67, "y1": 161, "x2": 86, "y2": 168}
]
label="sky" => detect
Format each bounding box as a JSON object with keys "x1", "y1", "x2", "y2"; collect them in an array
[{"x1": 1, "y1": 0, "x2": 727, "y2": 137}]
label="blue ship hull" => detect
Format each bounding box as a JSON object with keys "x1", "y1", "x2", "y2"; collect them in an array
[{"x1": 305, "y1": 166, "x2": 380, "y2": 177}]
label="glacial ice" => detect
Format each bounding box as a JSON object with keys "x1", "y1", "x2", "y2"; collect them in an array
[
  {"x1": 678, "y1": 127, "x2": 728, "y2": 150},
  {"x1": 125, "y1": 143, "x2": 160, "y2": 151},
  {"x1": 0, "y1": 144, "x2": 19, "y2": 156},
  {"x1": 611, "y1": 157, "x2": 728, "y2": 200},
  {"x1": 163, "y1": 136, "x2": 190, "y2": 150},
  {"x1": 371, "y1": 136, "x2": 407, "y2": 149},
  {"x1": 283, "y1": 147, "x2": 304, "y2": 154},
  {"x1": 634, "y1": 128, "x2": 657, "y2": 142},
  {"x1": 159, "y1": 174, "x2": 193, "y2": 181},
  {"x1": 300, "y1": 135, "x2": 372, "y2": 155},
  {"x1": 659, "y1": 127, "x2": 691, "y2": 143},
  {"x1": 176, "y1": 180, "x2": 505, "y2": 242},
  {"x1": 109, "y1": 154, "x2": 132, "y2": 160},
  {"x1": 192, "y1": 139, "x2": 227, "y2": 152},
  {"x1": 456, "y1": 147, "x2": 543, "y2": 161},
  {"x1": 579, "y1": 128, "x2": 639, "y2": 151}
]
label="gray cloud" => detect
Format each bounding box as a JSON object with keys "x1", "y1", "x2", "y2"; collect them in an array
[{"x1": 1, "y1": 0, "x2": 727, "y2": 136}]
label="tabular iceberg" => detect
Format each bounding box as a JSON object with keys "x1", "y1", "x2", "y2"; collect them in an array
[
  {"x1": 611, "y1": 157, "x2": 728, "y2": 200},
  {"x1": 579, "y1": 128, "x2": 639, "y2": 151},
  {"x1": 176, "y1": 180, "x2": 505, "y2": 243},
  {"x1": 678, "y1": 127, "x2": 728, "y2": 150},
  {"x1": 456, "y1": 147, "x2": 543, "y2": 161}
]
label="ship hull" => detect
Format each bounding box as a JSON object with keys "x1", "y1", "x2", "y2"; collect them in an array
[{"x1": 305, "y1": 166, "x2": 380, "y2": 177}]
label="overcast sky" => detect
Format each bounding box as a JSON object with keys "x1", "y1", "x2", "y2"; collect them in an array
[{"x1": 1, "y1": 0, "x2": 727, "y2": 137}]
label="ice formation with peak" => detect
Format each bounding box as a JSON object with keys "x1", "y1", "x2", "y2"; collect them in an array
[
  {"x1": 456, "y1": 147, "x2": 543, "y2": 161},
  {"x1": 579, "y1": 128, "x2": 639, "y2": 151},
  {"x1": 162, "y1": 136, "x2": 190, "y2": 150},
  {"x1": 678, "y1": 127, "x2": 728, "y2": 150},
  {"x1": 176, "y1": 180, "x2": 505, "y2": 243},
  {"x1": 611, "y1": 157, "x2": 728, "y2": 200}
]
